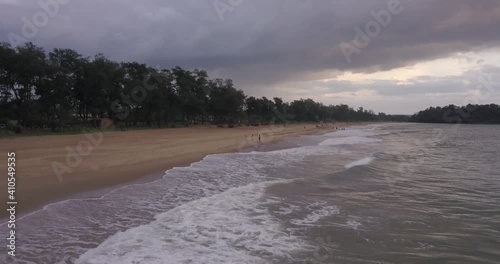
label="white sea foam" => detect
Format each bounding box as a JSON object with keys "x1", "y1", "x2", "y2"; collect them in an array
[
  {"x1": 2, "y1": 125, "x2": 384, "y2": 263},
  {"x1": 75, "y1": 181, "x2": 307, "y2": 264},
  {"x1": 346, "y1": 220, "x2": 362, "y2": 230},
  {"x1": 320, "y1": 127, "x2": 384, "y2": 147},
  {"x1": 275, "y1": 204, "x2": 300, "y2": 216},
  {"x1": 319, "y1": 136, "x2": 381, "y2": 146},
  {"x1": 344, "y1": 157, "x2": 375, "y2": 169},
  {"x1": 290, "y1": 202, "x2": 340, "y2": 226},
  {"x1": 322, "y1": 128, "x2": 378, "y2": 138}
]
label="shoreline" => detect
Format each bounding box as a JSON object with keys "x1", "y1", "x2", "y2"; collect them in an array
[{"x1": 0, "y1": 122, "x2": 374, "y2": 219}]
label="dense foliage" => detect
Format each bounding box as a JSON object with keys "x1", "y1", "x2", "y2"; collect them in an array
[
  {"x1": 410, "y1": 104, "x2": 500, "y2": 124},
  {"x1": 0, "y1": 42, "x2": 391, "y2": 133}
]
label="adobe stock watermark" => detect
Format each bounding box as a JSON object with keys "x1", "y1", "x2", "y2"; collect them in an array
[
  {"x1": 51, "y1": 125, "x2": 108, "y2": 183},
  {"x1": 111, "y1": 68, "x2": 163, "y2": 121},
  {"x1": 340, "y1": 0, "x2": 403, "y2": 64},
  {"x1": 7, "y1": 0, "x2": 71, "y2": 47},
  {"x1": 384, "y1": 71, "x2": 499, "y2": 194},
  {"x1": 451, "y1": 72, "x2": 499, "y2": 120},
  {"x1": 213, "y1": 0, "x2": 243, "y2": 22}
]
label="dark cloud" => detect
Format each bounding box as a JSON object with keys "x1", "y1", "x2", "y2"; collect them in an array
[{"x1": 1, "y1": 0, "x2": 499, "y2": 113}]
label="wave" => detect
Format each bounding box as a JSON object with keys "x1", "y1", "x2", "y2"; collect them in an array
[
  {"x1": 290, "y1": 202, "x2": 340, "y2": 226},
  {"x1": 75, "y1": 181, "x2": 307, "y2": 264},
  {"x1": 0, "y1": 124, "x2": 387, "y2": 263},
  {"x1": 318, "y1": 129, "x2": 382, "y2": 147},
  {"x1": 344, "y1": 157, "x2": 375, "y2": 169}
]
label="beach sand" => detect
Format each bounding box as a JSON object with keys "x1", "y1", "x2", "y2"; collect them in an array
[{"x1": 0, "y1": 122, "x2": 363, "y2": 218}]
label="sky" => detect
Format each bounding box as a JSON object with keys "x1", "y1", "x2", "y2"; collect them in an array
[{"x1": 1, "y1": 0, "x2": 500, "y2": 114}]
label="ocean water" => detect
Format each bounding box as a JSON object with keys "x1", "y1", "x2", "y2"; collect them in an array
[{"x1": 1, "y1": 123, "x2": 500, "y2": 263}]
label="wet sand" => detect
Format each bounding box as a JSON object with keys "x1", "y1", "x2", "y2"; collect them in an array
[{"x1": 0, "y1": 122, "x2": 366, "y2": 218}]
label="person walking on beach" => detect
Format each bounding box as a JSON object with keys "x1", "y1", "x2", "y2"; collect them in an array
[{"x1": 259, "y1": 135, "x2": 261, "y2": 142}]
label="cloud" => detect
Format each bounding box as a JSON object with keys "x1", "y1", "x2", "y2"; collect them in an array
[{"x1": 1, "y1": 0, "x2": 500, "y2": 113}]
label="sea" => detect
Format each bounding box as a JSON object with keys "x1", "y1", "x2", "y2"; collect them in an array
[{"x1": 1, "y1": 123, "x2": 499, "y2": 264}]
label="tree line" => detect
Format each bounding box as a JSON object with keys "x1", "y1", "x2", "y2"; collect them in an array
[
  {"x1": 0, "y1": 42, "x2": 391, "y2": 133},
  {"x1": 409, "y1": 104, "x2": 500, "y2": 124}
]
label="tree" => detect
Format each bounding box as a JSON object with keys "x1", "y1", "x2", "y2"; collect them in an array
[
  {"x1": 0, "y1": 41, "x2": 388, "y2": 133},
  {"x1": 0, "y1": 43, "x2": 17, "y2": 120},
  {"x1": 11, "y1": 43, "x2": 47, "y2": 126},
  {"x1": 37, "y1": 48, "x2": 88, "y2": 129},
  {"x1": 410, "y1": 104, "x2": 500, "y2": 124},
  {"x1": 172, "y1": 67, "x2": 209, "y2": 123},
  {"x1": 209, "y1": 78, "x2": 246, "y2": 124}
]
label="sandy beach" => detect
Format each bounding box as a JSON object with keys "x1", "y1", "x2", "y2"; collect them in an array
[{"x1": 0, "y1": 122, "x2": 364, "y2": 218}]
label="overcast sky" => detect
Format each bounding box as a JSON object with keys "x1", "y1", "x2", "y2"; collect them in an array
[{"x1": 1, "y1": 0, "x2": 500, "y2": 114}]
